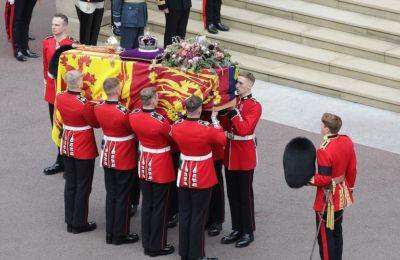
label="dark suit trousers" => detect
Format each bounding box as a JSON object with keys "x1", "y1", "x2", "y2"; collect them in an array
[
  {"x1": 316, "y1": 210, "x2": 344, "y2": 260},
  {"x1": 63, "y1": 156, "x2": 95, "y2": 227},
  {"x1": 164, "y1": 9, "x2": 190, "y2": 48},
  {"x1": 11, "y1": 0, "x2": 37, "y2": 53},
  {"x1": 140, "y1": 180, "x2": 172, "y2": 251},
  {"x1": 208, "y1": 160, "x2": 225, "y2": 225},
  {"x1": 203, "y1": 0, "x2": 222, "y2": 27},
  {"x1": 104, "y1": 168, "x2": 134, "y2": 236},
  {"x1": 225, "y1": 169, "x2": 256, "y2": 233},
  {"x1": 179, "y1": 187, "x2": 212, "y2": 259}
]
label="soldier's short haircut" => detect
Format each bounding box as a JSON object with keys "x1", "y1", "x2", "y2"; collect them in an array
[
  {"x1": 65, "y1": 70, "x2": 82, "y2": 89},
  {"x1": 53, "y1": 13, "x2": 68, "y2": 25},
  {"x1": 140, "y1": 87, "x2": 157, "y2": 106},
  {"x1": 103, "y1": 78, "x2": 120, "y2": 95},
  {"x1": 321, "y1": 113, "x2": 342, "y2": 134},
  {"x1": 185, "y1": 95, "x2": 203, "y2": 113},
  {"x1": 239, "y1": 71, "x2": 256, "y2": 85}
]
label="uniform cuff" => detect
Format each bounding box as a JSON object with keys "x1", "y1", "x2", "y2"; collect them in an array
[{"x1": 158, "y1": 4, "x2": 167, "y2": 10}]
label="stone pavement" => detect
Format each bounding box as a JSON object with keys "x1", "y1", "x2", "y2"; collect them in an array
[{"x1": 0, "y1": 2, "x2": 399, "y2": 260}]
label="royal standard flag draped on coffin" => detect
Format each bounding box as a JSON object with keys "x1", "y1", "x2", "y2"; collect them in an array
[{"x1": 52, "y1": 49, "x2": 238, "y2": 145}]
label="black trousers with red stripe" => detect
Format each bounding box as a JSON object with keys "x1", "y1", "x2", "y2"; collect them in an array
[
  {"x1": 63, "y1": 156, "x2": 95, "y2": 227},
  {"x1": 208, "y1": 160, "x2": 225, "y2": 225},
  {"x1": 48, "y1": 103, "x2": 63, "y2": 166},
  {"x1": 225, "y1": 169, "x2": 256, "y2": 233},
  {"x1": 104, "y1": 168, "x2": 135, "y2": 237},
  {"x1": 140, "y1": 180, "x2": 173, "y2": 251},
  {"x1": 179, "y1": 187, "x2": 212, "y2": 259},
  {"x1": 316, "y1": 210, "x2": 344, "y2": 260},
  {"x1": 10, "y1": 0, "x2": 37, "y2": 54},
  {"x1": 202, "y1": 0, "x2": 222, "y2": 27}
]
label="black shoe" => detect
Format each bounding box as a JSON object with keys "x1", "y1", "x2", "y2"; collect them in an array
[
  {"x1": 235, "y1": 233, "x2": 254, "y2": 248},
  {"x1": 130, "y1": 204, "x2": 138, "y2": 217},
  {"x1": 23, "y1": 50, "x2": 39, "y2": 58},
  {"x1": 29, "y1": 36, "x2": 36, "y2": 40},
  {"x1": 15, "y1": 51, "x2": 27, "y2": 62},
  {"x1": 67, "y1": 224, "x2": 72, "y2": 233},
  {"x1": 113, "y1": 233, "x2": 139, "y2": 245},
  {"x1": 112, "y1": 26, "x2": 121, "y2": 36},
  {"x1": 147, "y1": 244, "x2": 175, "y2": 257},
  {"x1": 167, "y1": 214, "x2": 178, "y2": 228},
  {"x1": 43, "y1": 163, "x2": 64, "y2": 175},
  {"x1": 215, "y1": 22, "x2": 230, "y2": 31},
  {"x1": 71, "y1": 222, "x2": 97, "y2": 234},
  {"x1": 221, "y1": 230, "x2": 241, "y2": 244},
  {"x1": 208, "y1": 223, "x2": 222, "y2": 237},
  {"x1": 207, "y1": 24, "x2": 218, "y2": 34},
  {"x1": 106, "y1": 233, "x2": 113, "y2": 244}
]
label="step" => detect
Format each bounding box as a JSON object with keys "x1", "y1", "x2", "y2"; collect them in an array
[
  {"x1": 148, "y1": 0, "x2": 400, "y2": 66},
  {"x1": 98, "y1": 26, "x2": 400, "y2": 113},
  {"x1": 146, "y1": 9, "x2": 400, "y2": 89},
  {"x1": 221, "y1": 0, "x2": 400, "y2": 43},
  {"x1": 303, "y1": 0, "x2": 400, "y2": 22}
]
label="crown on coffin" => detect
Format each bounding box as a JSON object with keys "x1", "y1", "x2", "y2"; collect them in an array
[{"x1": 138, "y1": 33, "x2": 158, "y2": 52}]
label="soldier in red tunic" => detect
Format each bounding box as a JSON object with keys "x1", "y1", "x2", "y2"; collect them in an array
[
  {"x1": 171, "y1": 95, "x2": 226, "y2": 260},
  {"x1": 87, "y1": 78, "x2": 140, "y2": 245},
  {"x1": 43, "y1": 14, "x2": 77, "y2": 176},
  {"x1": 55, "y1": 70, "x2": 98, "y2": 234},
  {"x1": 129, "y1": 87, "x2": 176, "y2": 257},
  {"x1": 309, "y1": 113, "x2": 357, "y2": 260},
  {"x1": 219, "y1": 71, "x2": 262, "y2": 248}
]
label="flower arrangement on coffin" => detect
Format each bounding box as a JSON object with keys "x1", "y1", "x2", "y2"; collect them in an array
[{"x1": 161, "y1": 35, "x2": 233, "y2": 73}]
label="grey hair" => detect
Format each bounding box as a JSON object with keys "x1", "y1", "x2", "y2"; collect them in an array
[
  {"x1": 140, "y1": 87, "x2": 157, "y2": 106},
  {"x1": 65, "y1": 70, "x2": 82, "y2": 89}
]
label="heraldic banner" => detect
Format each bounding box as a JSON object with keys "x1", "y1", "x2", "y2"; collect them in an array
[{"x1": 52, "y1": 49, "x2": 238, "y2": 145}]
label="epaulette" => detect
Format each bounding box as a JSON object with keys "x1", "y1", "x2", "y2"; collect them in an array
[
  {"x1": 95, "y1": 100, "x2": 105, "y2": 106},
  {"x1": 132, "y1": 108, "x2": 141, "y2": 113},
  {"x1": 77, "y1": 95, "x2": 88, "y2": 104},
  {"x1": 320, "y1": 139, "x2": 331, "y2": 150},
  {"x1": 151, "y1": 112, "x2": 165, "y2": 122},
  {"x1": 251, "y1": 97, "x2": 259, "y2": 104},
  {"x1": 174, "y1": 119, "x2": 183, "y2": 125},
  {"x1": 116, "y1": 104, "x2": 128, "y2": 113},
  {"x1": 58, "y1": 90, "x2": 67, "y2": 95},
  {"x1": 68, "y1": 36, "x2": 78, "y2": 42},
  {"x1": 198, "y1": 120, "x2": 210, "y2": 127},
  {"x1": 44, "y1": 35, "x2": 53, "y2": 40}
]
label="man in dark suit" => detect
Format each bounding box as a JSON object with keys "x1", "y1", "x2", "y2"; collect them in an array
[
  {"x1": 157, "y1": 0, "x2": 191, "y2": 48},
  {"x1": 202, "y1": 0, "x2": 229, "y2": 34}
]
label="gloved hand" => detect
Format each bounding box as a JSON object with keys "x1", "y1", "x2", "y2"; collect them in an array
[
  {"x1": 112, "y1": 26, "x2": 121, "y2": 36},
  {"x1": 8, "y1": 0, "x2": 15, "y2": 5}
]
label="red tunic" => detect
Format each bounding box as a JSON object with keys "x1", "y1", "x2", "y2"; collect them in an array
[
  {"x1": 220, "y1": 95, "x2": 262, "y2": 170},
  {"x1": 129, "y1": 108, "x2": 175, "y2": 183},
  {"x1": 171, "y1": 118, "x2": 227, "y2": 189},
  {"x1": 310, "y1": 134, "x2": 357, "y2": 212},
  {"x1": 42, "y1": 35, "x2": 76, "y2": 104},
  {"x1": 201, "y1": 111, "x2": 225, "y2": 161},
  {"x1": 55, "y1": 90, "x2": 98, "y2": 160},
  {"x1": 90, "y1": 100, "x2": 137, "y2": 170}
]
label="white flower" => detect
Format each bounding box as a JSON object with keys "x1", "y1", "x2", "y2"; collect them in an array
[
  {"x1": 188, "y1": 59, "x2": 193, "y2": 64},
  {"x1": 172, "y1": 54, "x2": 176, "y2": 58}
]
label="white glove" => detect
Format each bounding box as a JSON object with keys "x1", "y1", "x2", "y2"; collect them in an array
[{"x1": 8, "y1": 0, "x2": 15, "y2": 5}]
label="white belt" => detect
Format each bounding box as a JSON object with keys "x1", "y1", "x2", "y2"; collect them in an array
[
  {"x1": 181, "y1": 152, "x2": 212, "y2": 161},
  {"x1": 104, "y1": 134, "x2": 134, "y2": 142},
  {"x1": 63, "y1": 124, "x2": 91, "y2": 131},
  {"x1": 142, "y1": 145, "x2": 171, "y2": 154},
  {"x1": 226, "y1": 132, "x2": 254, "y2": 141}
]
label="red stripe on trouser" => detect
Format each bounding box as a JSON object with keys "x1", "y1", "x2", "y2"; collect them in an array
[
  {"x1": 248, "y1": 173, "x2": 254, "y2": 230},
  {"x1": 202, "y1": 0, "x2": 208, "y2": 28},
  {"x1": 201, "y1": 191, "x2": 212, "y2": 256},
  {"x1": 9, "y1": 4, "x2": 16, "y2": 53},
  {"x1": 319, "y1": 216, "x2": 329, "y2": 260}
]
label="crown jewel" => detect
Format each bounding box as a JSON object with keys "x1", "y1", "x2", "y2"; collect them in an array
[{"x1": 139, "y1": 33, "x2": 159, "y2": 52}]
